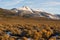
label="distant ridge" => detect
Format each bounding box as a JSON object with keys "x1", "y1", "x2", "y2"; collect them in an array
[{"x1": 0, "y1": 6, "x2": 60, "y2": 20}]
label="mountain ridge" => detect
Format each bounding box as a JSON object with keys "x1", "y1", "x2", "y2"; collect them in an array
[{"x1": 0, "y1": 6, "x2": 60, "y2": 20}]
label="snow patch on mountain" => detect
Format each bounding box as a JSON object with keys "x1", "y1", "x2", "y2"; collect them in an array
[
  {"x1": 18, "y1": 6, "x2": 33, "y2": 13},
  {"x1": 10, "y1": 6, "x2": 60, "y2": 20}
]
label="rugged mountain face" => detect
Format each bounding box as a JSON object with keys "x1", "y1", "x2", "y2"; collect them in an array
[
  {"x1": 0, "y1": 6, "x2": 60, "y2": 20},
  {"x1": 0, "y1": 8, "x2": 17, "y2": 17},
  {"x1": 18, "y1": 6, "x2": 33, "y2": 13},
  {"x1": 55, "y1": 14, "x2": 60, "y2": 18},
  {"x1": 11, "y1": 6, "x2": 60, "y2": 20}
]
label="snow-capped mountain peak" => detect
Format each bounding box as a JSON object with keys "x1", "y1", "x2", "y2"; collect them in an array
[
  {"x1": 18, "y1": 6, "x2": 33, "y2": 13},
  {"x1": 10, "y1": 6, "x2": 60, "y2": 20}
]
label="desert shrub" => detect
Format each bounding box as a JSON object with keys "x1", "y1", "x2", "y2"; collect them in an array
[
  {"x1": 0, "y1": 20, "x2": 59, "y2": 40},
  {"x1": 22, "y1": 37, "x2": 28, "y2": 40}
]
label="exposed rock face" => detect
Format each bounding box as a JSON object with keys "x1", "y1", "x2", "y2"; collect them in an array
[
  {"x1": 0, "y1": 6, "x2": 60, "y2": 20},
  {"x1": 11, "y1": 6, "x2": 60, "y2": 20}
]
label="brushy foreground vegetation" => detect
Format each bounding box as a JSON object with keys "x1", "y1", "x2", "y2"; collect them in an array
[
  {"x1": 0, "y1": 17, "x2": 60, "y2": 40},
  {"x1": 0, "y1": 8, "x2": 60, "y2": 40}
]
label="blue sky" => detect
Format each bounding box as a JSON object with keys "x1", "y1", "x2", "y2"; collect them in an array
[{"x1": 0, "y1": 0, "x2": 60, "y2": 14}]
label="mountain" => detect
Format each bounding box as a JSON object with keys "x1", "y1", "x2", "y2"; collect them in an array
[
  {"x1": 0, "y1": 6, "x2": 60, "y2": 20},
  {"x1": 17, "y1": 6, "x2": 33, "y2": 13},
  {"x1": 0, "y1": 8, "x2": 17, "y2": 16},
  {"x1": 55, "y1": 14, "x2": 60, "y2": 17},
  {"x1": 10, "y1": 6, "x2": 60, "y2": 20}
]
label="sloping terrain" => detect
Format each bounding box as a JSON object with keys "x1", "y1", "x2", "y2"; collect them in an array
[
  {"x1": 0, "y1": 7, "x2": 60, "y2": 20},
  {"x1": 0, "y1": 8, "x2": 60, "y2": 40}
]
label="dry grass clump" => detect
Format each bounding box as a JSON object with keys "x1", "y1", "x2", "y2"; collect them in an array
[{"x1": 0, "y1": 23, "x2": 59, "y2": 40}]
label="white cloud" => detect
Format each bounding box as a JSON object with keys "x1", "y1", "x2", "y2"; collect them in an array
[
  {"x1": 40, "y1": 1, "x2": 60, "y2": 6},
  {"x1": 0, "y1": 0, "x2": 24, "y2": 6}
]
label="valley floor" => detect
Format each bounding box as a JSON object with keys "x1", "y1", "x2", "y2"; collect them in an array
[{"x1": 0, "y1": 17, "x2": 60, "y2": 40}]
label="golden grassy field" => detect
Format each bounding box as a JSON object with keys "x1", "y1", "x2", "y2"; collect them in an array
[{"x1": 0, "y1": 17, "x2": 60, "y2": 40}]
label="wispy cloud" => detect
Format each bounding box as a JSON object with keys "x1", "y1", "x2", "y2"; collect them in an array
[
  {"x1": 40, "y1": 1, "x2": 60, "y2": 6},
  {"x1": 0, "y1": 0, "x2": 24, "y2": 6}
]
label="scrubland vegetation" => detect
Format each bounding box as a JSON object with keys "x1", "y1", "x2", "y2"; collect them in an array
[
  {"x1": 0, "y1": 7, "x2": 60, "y2": 40},
  {"x1": 0, "y1": 17, "x2": 59, "y2": 40}
]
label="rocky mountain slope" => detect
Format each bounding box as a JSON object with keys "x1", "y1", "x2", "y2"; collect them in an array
[{"x1": 0, "y1": 6, "x2": 60, "y2": 20}]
